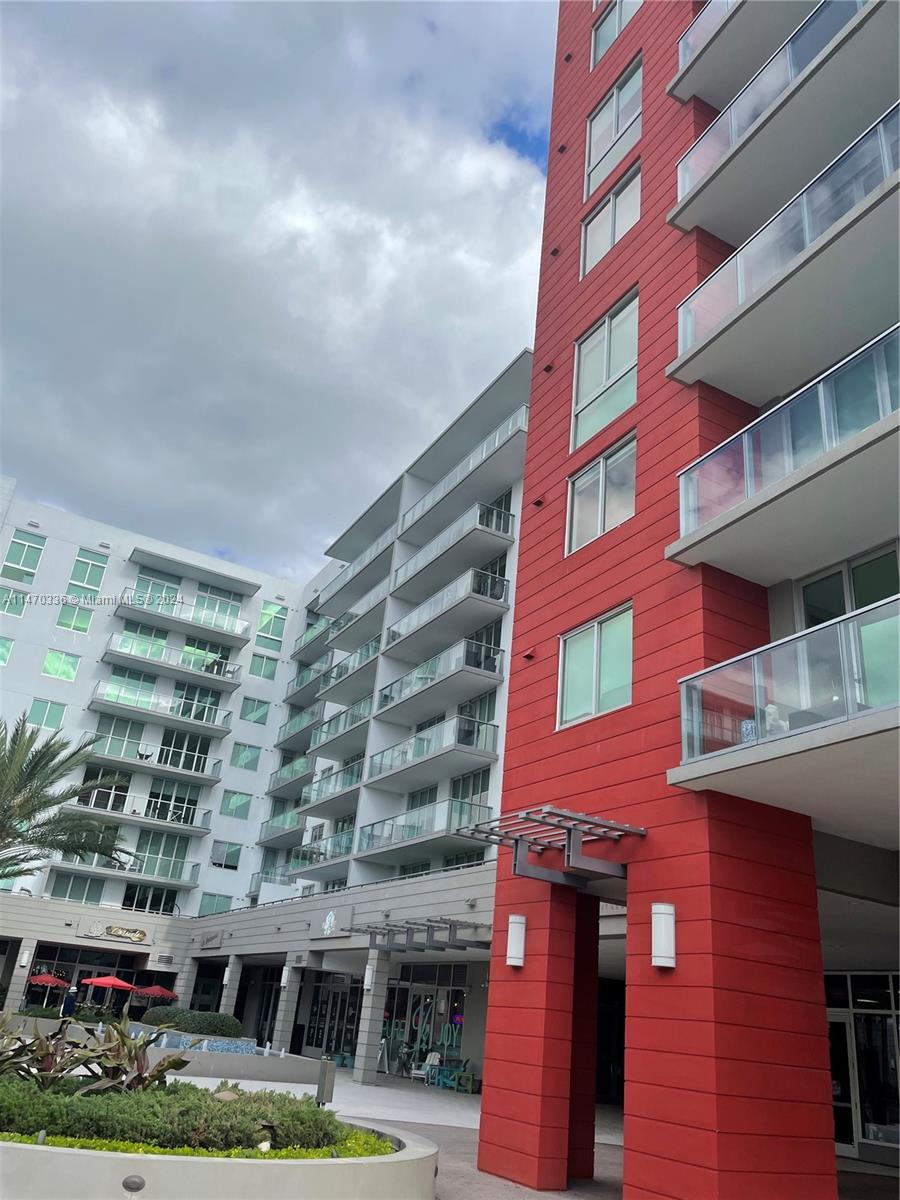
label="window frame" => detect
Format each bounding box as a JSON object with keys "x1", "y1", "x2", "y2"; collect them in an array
[
  {"x1": 581, "y1": 164, "x2": 641, "y2": 278},
  {"x1": 57, "y1": 603, "x2": 93, "y2": 634},
  {"x1": 1, "y1": 528, "x2": 46, "y2": 585},
  {"x1": 240, "y1": 696, "x2": 270, "y2": 725},
  {"x1": 572, "y1": 290, "x2": 639, "y2": 451},
  {"x1": 0, "y1": 636, "x2": 12, "y2": 666},
  {"x1": 41, "y1": 649, "x2": 81, "y2": 682},
  {"x1": 210, "y1": 840, "x2": 242, "y2": 871},
  {"x1": 585, "y1": 57, "x2": 642, "y2": 200},
  {"x1": 249, "y1": 652, "x2": 278, "y2": 680},
  {"x1": 198, "y1": 892, "x2": 233, "y2": 916},
  {"x1": 0, "y1": 585, "x2": 27, "y2": 617},
  {"x1": 566, "y1": 434, "x2": 637, "y2": 555},
  {"x1": 27, "y1": 698, "x2": 67, "y2": 731},
  {"x1": 794, "y1": 541, "x2": 899, "y2": 630},
  {"x1": 220, "y1": 790, "x2": 252, "y2": 821},
  {"x1": 257, "y1": 601, "x2": 288, "y2": 651},
  {"x1": 67, "y1": 547, "x2": 108, "y2": 602},
  {"x1": 230, "y1": 741, "x2": 261, "y2": 771},
  {"x1": 557, "y1": 602, "x2": 634, "y2": 729},
  {"x1": 591, "y1": 0, "x2": 642, "y2": 69}
]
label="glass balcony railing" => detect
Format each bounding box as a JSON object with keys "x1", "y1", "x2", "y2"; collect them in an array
[
  {"x1": 121, "y1": 594, "x2": 252, "y2": 639},
  {"x1": 358, "y1": 797, "x2": 491, "y2": 852},
  {"x1": 318, "y1": 525, "x2": 397, "y2": 607},
  {"x1": 76, "y1": 790, "x2": 212, "y2": 829},
  {"x1": 384, "y1": 569, "x2": 510, "y2": 647},
  {"x1": 267, "y1": 756, "x2": 314, "y2": 793},
  {"x1": 679, "y1": 327, "x2": 899, "y2": 535},
  {"x1": 293, "y1": 616, "x2": 333, "y2": 655},
  {"x1": 328, "y1": 578, "x2": 391, "y2": 641},
  {"x1": 680, "y1": 597, "x2": 898, "y2": 762},
  {"x1": 106, "y1": 634, "x2": 241, "y2": 684},
  {"x1": 258, "y1": 806, "x2": 304, "y2": 842},
  {"x1": 310, "y1": 695, "x2": 373, "y2": 750},
  {"x1": 368, "y1": 716, "x2": 498, "y2": 780},
  {"x1": 284, "y1": 651, "x2": 333, "y2": 700},
  {"x1": 399, "y1": 407, "x2": 529, "y2": 535},
  {"x1": 378, "y1": 641, "x2": 505, "y2": 711},
  {"x1": 300, "y1": 760, "x2": 365, "y2": 808},
  {"x1": 92, "y1": 681, "x2": 232, "y2": 730},
  {"x1": 277, "y1": 702, "x2": 325, "y2": 744},
  {"x1": 61, "y1": 850, "x2": 201, "y2": 883},
  {"x1": 91, "y1": 734, "x2": 221, "y2": 779},
  {"x1": 291, "y1": 829, "x2": 354, "y2": 868},
  {"x1": 678, "y1": 0, "x2": 738, "y2": 69},
  {"x1": 393, "y1": 504, "x2": 515, "y2": 591},
  {"x1": 677, "y1": 1, "x2": 864, "y2": 198},
  {"x1": 317, "y1": 638, "x2": 380, "y2": 691},
  {"x1": 679, "y1": 107, "x2": 899, "y2": 353}
]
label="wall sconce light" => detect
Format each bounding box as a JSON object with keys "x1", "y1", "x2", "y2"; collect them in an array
[
  {"x1": 651, "y1": 903, "x2": 676, "y2": 969},
  {"x1": 222, "y1": 966, "x2": 231, "y2": 986},
  {"x1": 279, "y1": 964, "x2": 291, "y2": 990},
  {"x1": 18, "y1": 950, "x2": 30, "y2": 968},
  {"x1": 506, "y1": 914, "x2": 526, "y2": 967},
  {"x1": 436, "y1": 994, "x2": 447, "y2": 1015},
  {"x1": 363, "y1": 963, "x2": 375, "y2": 993}
]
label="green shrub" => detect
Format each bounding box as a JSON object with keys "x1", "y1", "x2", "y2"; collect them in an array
[
  {"x1": 18, "y1": 1005, "x2": 105, "y2": 1023},
  {"x1": 0, "y1": 1129, "x2": 393, "y2": 1159},
  {"x1": 141, "y1": 1007, "x2": 242, "y2": 1038}
]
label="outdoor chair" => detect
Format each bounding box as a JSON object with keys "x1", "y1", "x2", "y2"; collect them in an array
[{"x1": 410, "y1": 1051, "x2": 441, "y2": 1084}]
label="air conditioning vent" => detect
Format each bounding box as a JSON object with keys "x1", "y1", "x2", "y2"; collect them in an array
[{"x1": 156, "y1": 954, "x2": 174, "y2": 965}]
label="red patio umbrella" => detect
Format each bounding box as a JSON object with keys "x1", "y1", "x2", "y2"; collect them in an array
[
  {"x1": 134, "y1": 984, "x2": 178, "y2": 1001},
  {"x1": 79, "y1": 976, "x2": 137, "y2": 990},
  {"x1": 27, "y1": 973, "x2": 69, "y2": 1008}
]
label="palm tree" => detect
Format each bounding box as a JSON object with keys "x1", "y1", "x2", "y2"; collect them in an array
[{"x1": 0, "y1": 714, "x2": 128, "y2": 881}]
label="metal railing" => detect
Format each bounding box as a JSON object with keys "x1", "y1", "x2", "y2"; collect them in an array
[
  {"x1": 358, "y1": 797, "x2": 491, "y2": 852},
  {"x1": 92, "y1": 681, "x2": 232, "y2": 730},
  {"x1": 327, "y1": 578, "x2": 391, "y2": 641},
  {"x1": 300, "y1": 760, "x2": 365, "y2": 807},
  {"x1": 292, "y1": 616, "x2": 332, "y2": 655},
  {"x1": 121, "y1": 594, "x2": 252, "y2": 638},
  {"x1": 679, "y1": 596, "x2": 898, "y2": 762},
  {"x1": 60, "y1": 850, "x2": 201, "y2": 883},
  {"x1": 679, "y1": 106, "x2": 899, "y2": 352},
  {"x1": 678, "y1": 0, "x2": 738, "y2": 69},
  {"x1": 399, "y1": 407, "x2": 528, "y2": 534},
  {"x1": 105, "y1": 634, "x2": 241, "y2": 684},
  {"x1": 257, "y1": 807, "x2": 304, "y2": 842},
  {"x1": 378, "y1": 641, "x2": 504, "y2": 711},
  {"x1": 317, "y1": 524, "x2": 397, "y2": 607},
  {"x1": 384, "y1": 569, "x2": 510, "y2": 647},
  {"x1": 91, "y1": 735, "x2": 221, "y2": 779},
  {"x1": 76, "y1": 791, "x2": 212, "y2": 829},
  {"x1": 310, "y1": 695, "x2": 373, "y2": 750},
  {"x1": 317, "y1": 638, "x2": 380, "y2": 691},
  {"x1": 677, "y1": 0, "x2": 864, "y2": 197},
  {"x1": 276, "y1": 702, "x2": 325, "y2": 744},
  {"x1": 367, "y1": 716, "x2": 498, "y2": 780},
  {"x1": 290, "y1": 828, "x2": 354, "y2": 868},
  {"x1": 248, "y1": 868, "x2": 294, "y2": 892},
  {"x1": 267, "y1": 756, "x2": 314, "y2": 792},
  {"x1": 284, "y1": 651, "x2": 333, "y2": 700},
  {"x1": 679, "y1": 326, "x2": 899, "y2": 535},
  {"x1": 393, "y1": 505, "x2": 515, "y2": 591}
]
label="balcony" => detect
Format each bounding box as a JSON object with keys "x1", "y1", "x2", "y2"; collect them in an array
[
  {"x1": 670, "y1": 108, "x2": 899, "y2": 404},
  {"x1": 89, "y1": 735, "x2": 222, "y2": 786},
  {"x1": 298, "y1": 760, "x2": 364, "y2": 820},
  {"x1": 284, "y1": 651, "x2": 333, "y2": 706},
  {"x1": 326, "y1": 578, "x2": 390, "y2": 652},
  {"x1": 377, "y1": 640, "x2": 505, "y2": 728},
  {"x1": 669, "y1": 598, "x2": 899, "y2": 848},
  {"x1": 257, "y1": 806, "x2": 306, "y2": 849},
  {"x1": 88, "y1": 682, "x2": 232, "y2": 738},
  {"x1": 285, "y1": 829, "x2": 354, "y2": 880},
  {"x1": 392, "y1": 503, "x2": 515, "y2": 603},
  {"x1": 114, "y1": 596, "x2": 252, "y2": 647},
  {"x1": 671, "y1": 1, "x2": 897, "y2": 243},
  {"x1": 57, "y1": 851, "x2": 201, "y2": 888},
  {"x1": 248, "y1": 869, "x2": 296, "y2": 895},
  {"x1": 399, "y1": 406, "x2": 528, "y2": 545},
  {"x1": 671, "y1": 0, "x2": 819, "y2": 106},
  {"x1": 356, "y1": 797, "x2": 491, "y2": 865},
  {"x1": 291, "y1": 616, "x2": 333, "y2": 663},
  {"x1": 316, "y1": 637, "x2": 380, "y2": 706},
  {"x1": 102, "y1": 634, "x2": 242, "y2": 693},
  {"x1": 316, "y1": 525, "x2": 396, "y2": 617},
  {"x1": 71, "y1": 791, "x2": 212, "y2": 837},
  {"x1": 668, "y1": 328, "x2": 899, "y2": 584},
  {"x1": 383, "y1": 569, "x2": 511, "y2": 662},
  {"x1": 367, "y1": 716, "x2": 499, "y2": 793},
  {"x1": 267, "y1": 755, "x2": 316, "y2": 801},
  {"x1": 275, "y1": 702, "x2": 325, "y2": 753},
  {"x1": 309, "y1": 694, "x2": 373, "y2": 761}
]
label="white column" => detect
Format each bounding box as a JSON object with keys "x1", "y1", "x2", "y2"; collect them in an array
[
  {"x1": 270, "y1": 966, "x2": 303, "y2": 1052},
  {"x1": 217, "y1": 954, "x2": 242, "y2": 1016},
  {"x1": 352, "y1": 947, "x2": 390, "y2": 1085},
  {"x1": 6, "y1": 939, "x2": 36, "y2": 1012}
]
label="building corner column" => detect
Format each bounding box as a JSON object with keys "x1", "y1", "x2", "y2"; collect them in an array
[
  {"x1": 217, "y1": 954, "x2": 242, "y2": 1016},
  {"x1": 352, "y1": 948, "x2": 390, "y2": 1084},
  {"x1": 271, "y1": 966, "x2": 303, "y2": 1052},
  {"x1": 6, "y1": 940, "x2": 36, "y2": 1012}
]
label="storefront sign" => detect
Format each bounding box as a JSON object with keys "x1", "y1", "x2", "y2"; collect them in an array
[
  {"x1": 199, "y1": 930, "x2": 223, "y2": 950},
  {"x1": 312, "y1": 905, "x2": 354, "y2": 939},
  {"x1": 78, "y1": 920, "x2": 151, "y2": 945}
]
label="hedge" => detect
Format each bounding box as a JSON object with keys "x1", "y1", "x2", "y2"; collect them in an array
[
  {"x1": 141, "y1": 1007, "x2": 243, "y2": 1037},
  {"x1": 0, "y1": 1130, "x2": 393, "y2": 1159}
]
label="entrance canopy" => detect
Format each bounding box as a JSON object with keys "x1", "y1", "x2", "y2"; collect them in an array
[{"x1": 343, "y1": 917, "x2": 491, "y2": 954}]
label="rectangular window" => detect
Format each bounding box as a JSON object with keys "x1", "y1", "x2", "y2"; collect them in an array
[
  {"x1": 27, "y1": 698, "x2": 66, "y2": 731},
  {"x1": 0, "y1": 636, "x2": 11, "y2": 666},
  {"x1": 230, "y1": 742, "x2": 261, "y2": 771},
  {"x1": 249, "y1": 653, "x2": 278, "y2": 680},
  {"x1": 592, "y1": 0, "x2": 642, "y2": 66},
  {"x1": 399, "y1": 861, "x2": 432, "y2": 877},
  {"x1": 0, "y1": 585, "x2": 27, "y2": 617},
  {"x1": 57, "y1": 603, "x2": 92, "y2": 634},
  {"x1": 586, "y1": 60, "x2": 641, "y2": 198},
  {"x1": 196, "y1": 583, "x2": 242, "y2": 624},
  {"x1": 49, "y1": 872, "x2": 104, "y2": 905},
  {"x1": 573, "y1": 292, "x2": 638, "y2": 449},
  {"x1": 147, "y1": 778, "x2": 199, "y2": 824},
  {"x1": 1, "y1": 528, "x2": 46, "y2": 585},
  {"x1": 240, "y1": 697, "x2": 270, "y2": 725},
  {"x1": 133, "y1": 571, "x2": 180, "y2": 616},
  {"x1": 450, "y1": 767, "x2": 491, "y2": 803},
  {"x1": 559, "y1": 605, "x2": 633, "y2": 726},
  {"x1": 408, "y1": 785, "x2": 438, "y2": 810},
  {"x1": 220, "y1": 790, "x2": 252, "y2": 821},
  {"x1": 41, "y1": 649, "x2": 80, "y2": 682},
  {"x1": 568, "y1": 437, "x2": 637, "y2": 553},
  {"x1": 210, "y1": 840, "x2": 242, "y2": 870},
  {"x1": 300, "y1": 884, "x2": 315, "y2": 897},
  {"x1": 67, "y1": 547, "x2": 108, "y2": 601},
  {"x1": 257, "y1": 601, "x2": 288, "y2": 651},
  {"x1": 122, "y1": 884, "x2": 177, "y2": 914},
  {"x1": 198, "y1": 892, "x2": 232, "y2": 916},
  {"x1": 322, "y1": 877, "x2": 347, "y2": 894},
  {"x1": 443, "y1": 849, "x2": 486, "y2": 868},
  {"x1": 583, "y1": 167, "x2": 640, "y2": 276}
]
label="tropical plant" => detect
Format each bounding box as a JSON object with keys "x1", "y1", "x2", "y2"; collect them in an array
[{"x1": 0, "y1": 714, "x2": 128, "y2": 880}]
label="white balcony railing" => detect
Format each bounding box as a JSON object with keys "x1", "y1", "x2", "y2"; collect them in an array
[
  {"x1": 292, "y1": 616, "x2": 333, "y2": 655},
  {"x1": 378, "y1": 640, "x2": 504, "y2": 711},
  {"x1": 60, "y1": 850, "x2": 201, "y2": 883},
  {"x1": 121, "y1": 594, "x2": 252, "y2": 639},
  {"x1": 76, "y1": 791, "x2": 212, "y2": 829},
  {"x1": 267, "y1": 756, "x2": 314, "y2": 793},
  {"x1": 327, "y1": 577, "x2": 390, "y2": 641},
  {"x1": 384, "y1": 569, "x2": 510, "y2": 647},
  {"x1": 105, "y1": 634, "x2": 241, "y2": 684},
  {"x1": 357, "y1": 797, "x2": 491, "y2": 852},
  {"x1": 367, "y1": 716, "x2": 498, "y2": 780},
  {"x1": 392, "y1": 504, "x2": 515, "y2": 591},
  {"x1": 257, "y1": 807, "x2": 304, "y2": 843},
  {"x1": 284, "y1": 651, "x2": 333, "y2": 700},
  {"x1": 300, "y1": 760, "x2": 365, "y2": 808},
  {"x1": 309, "y1": 694, "x2": 373, "y2": 750},
  {"x1": 290, "y1": 828, "x2": 354, "y2": 869},
  {"x1": 317, "y1": 524, "x2": 397, "y2": 607},
  {"x1": 277, "y1": 702, "x2": 325, "y2": 744},
  {"x1": 317, "y1": 638, "x2": 380, "y2": 691},
  {"x1": 92, "y1": 681, "x2": 232, "y2": 730},
  {"x1": 91, "y1": 735, "x2": 221, "y2": 779},
  {"x1": 677, "y1": 0, "x2": 738, "y2": 69}
]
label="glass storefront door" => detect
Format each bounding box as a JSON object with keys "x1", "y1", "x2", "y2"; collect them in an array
[{"x1": 828, "y1": 1013, "x2": 860, "y2": 1157}]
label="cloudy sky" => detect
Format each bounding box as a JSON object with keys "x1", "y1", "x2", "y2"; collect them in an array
[{"x1": 1, "y1": 1, "x2": 554, "y2": 582}]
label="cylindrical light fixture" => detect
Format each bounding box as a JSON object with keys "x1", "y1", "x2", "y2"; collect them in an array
[
  {"x1": 506, "y1": 914, "x2": 526, "y2": 967},
  {"x1": 279, "y1": 964, "x2": 291, "y2": 989},
  {"x1": 651, "y1": 903, "x2": 676, "y2": 969},
  {"x1": 222, "y1": 965, "x2": 231, "y2": 986},
  {"x1": 363, "y1": 962, "x2": 375, "y2": 992}
]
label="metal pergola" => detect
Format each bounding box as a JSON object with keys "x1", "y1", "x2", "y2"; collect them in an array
[{"x1": 341, "y1": 916, "x2": 492, "y2": 953}]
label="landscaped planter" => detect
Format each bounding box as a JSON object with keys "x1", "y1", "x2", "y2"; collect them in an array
[
  {"x1": 0, "y1": 1121, "x2": 438, "y2": 1200},
  {"x1": 129, "y1": 1021, "x2": 257, "y2": 1055}
]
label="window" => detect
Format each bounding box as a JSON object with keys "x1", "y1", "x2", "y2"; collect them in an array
[
  {"x1": 27, "y1": 698, "x2": 66, "y2": 731},
  {"x1": 57, "y1": 603, "x2": 92, "y2": 634},
  {"x1": 257, "y1": 601, "x2": 288, "y2": 651},
  {"x1": 122, "y1": 621, "x2": 168, "y2": 660},
  {"x1": 444, "y1": 849, "x2": 486, "y2": 868},
  {"x1": 250, "y1": 653, "x2": 278, "y2": 680},
  {"x1": 799, "y1": 545, "x2": 899, "y2": 629},
  {"x1": 459, "y1": 689, "x2": 496, "y2": 724},
  {"x1": 220, "y1": 790, "x2": 252, "y2": 821},
  {"x1": 1, "y1": 528, "x2": 45, "y2": 585},
  {"x1": 573, "y1": 293, "x2": 638, "y2": 449},
  {"x1": 133, "y1": 570, "x2": 180, "y2": 616},
  {"x1": 80, "y1": 765, "x2": 129, "y2": 812},
  {"x1": 451, "y1": 767, "x2": 491, "y2": 804},
  {"x1": 0, "y1": 585, "x2": 27, "y2": 617},
  {"x1": 0, "y1": 637, "x2": 11, "y2": 666},
  {"x1": 230, "y1": 742, "x2": 261, "y2": 771},
  {"x1": 240, "y1": 697, "x2": 270, "y2": 725},
  {"x1": 586, "y1": 60, "x2": 642, "y2": 198},
  {"x1": 199, "y1": 892, "x2": 232, "y2": 916},
  {"x1": 181, "y1": 635, "x2": 229, "y2": 673},
  {"x1": 568, "y1": 437, "x2": 637, "y2": 552},
  {"x1": 399, "y1": 861, "x2": 431, "y2": 877},
  {"x1": 41, "y1": 649, "x2": 80, "y2": 681},
  {"x1": 174, "y1": 682, "x2": 220, "y2": 723},
  {"x1": 592, "y1": 0, "x2": 642, "y2": 66},
  {"x1": 322, "y1": 877, "x2": 347, "y2": 893},
  {"x1": 49, "y1": 872, "x2": 104, "y2": 905},
  {"x1": 136, "y1": 829, "x2": 188, "y2": 878},
  {"x1": 300, "y1": 884, "x2": 315, "y2": 897},
  {"x1": 122, "y1": 884, "x2": 177, "y2": 914},
  {"x1": 210, "y1": 840, "x2": 242, "y2": 870},
  {"x1": 195, "y1": 583, "x2": 242, "y2": 626},
  {"x1": 583, "y1": 168, "x2": 640, "y2": 276},
  {"x1": 147, "y1": 778, "x2": 199, "y2": 825},
  {"x1": 408, "y1": 786, "x2": 438, "y2": 810},
  {"x1": 67, "y1": 548, "x2": 108, "y2": 601},
  {"x1": 559, "y1": 605, "x2": 633, "y2": 726},
  {"x1": 160, "y1": 729, "x2": 210, "y2": 774}
]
